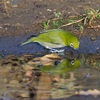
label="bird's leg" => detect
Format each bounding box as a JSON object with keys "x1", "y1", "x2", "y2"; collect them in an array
[{"x1": 49, "y1": 48, "x2": 64, "y2": 54}]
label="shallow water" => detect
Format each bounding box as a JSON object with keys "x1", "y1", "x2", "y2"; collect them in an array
[
  {"x1": 0, "y1": 53, "x2": 100, "y2": 100},
  {"x1": 0, "y1": 32, "x2": 100, "y2": 100},
  {"x1": 0, "y1": 34, "x2": 100, "y2": 99},
  {"x1": 0, "y1": 34, "x2": 100, "y2": 57},
  {"x1": 32, "y1": 54, "x2": 100, "y2": 99}
]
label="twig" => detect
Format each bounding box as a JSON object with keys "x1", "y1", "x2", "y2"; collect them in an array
[
  {"x1": 92, "y1": 25, "x2": 100, "y2": 28},
  {"x1": 88, "y1": 25, "x2": 100, "y2": 28},
  {"x1": 72, "y1": 7, "x2": 81, "y2": 16},
  {"x1": 38, "y1": 17, "x2": 63, "y2": 25},
  {"x1": 59, "y1": 17, "x2": 85, "y2": 28}
]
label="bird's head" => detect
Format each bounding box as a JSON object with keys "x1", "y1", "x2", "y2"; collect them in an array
[{"x1": 68, "y1": 36, "x2": 80, "y2": 50}]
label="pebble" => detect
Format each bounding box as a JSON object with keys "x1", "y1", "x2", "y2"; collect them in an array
[
  {"x1": 25, "y1": 70, "x2": 33, "y2": 77},
  {"x1": 19, "y1": 91, "x2": 30, "y2": 97},
  {"x1": 91, "y1": 37, "x2": 96, "y2": 41},
  {"x1": 47, "y1": 9, "x2": 52, "y2": 12},
  {"x1": 9, "y1": 80, "x2": 19, "y2": 84},
  {"x1": 22, "y1": 64, "x2": 34, "y2": 71}
]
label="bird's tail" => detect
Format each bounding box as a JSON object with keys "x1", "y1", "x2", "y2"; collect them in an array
[
  {"x1": 21, "y1": 41, "x2": 31, "y2": 46},
  {"x1": 21, "y1": 37, "x2": 37, "y2": 46}
]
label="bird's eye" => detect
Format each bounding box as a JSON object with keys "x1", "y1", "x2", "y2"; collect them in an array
[
  {"x1": 71, "y1": 60, "x2": 74, "y2": 65},
  {"x1": 70, "y1": 43, "x2": 74, "y2": 48}
]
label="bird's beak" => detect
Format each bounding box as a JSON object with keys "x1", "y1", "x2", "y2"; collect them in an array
[{"x1": 76, "y1": 48, "x2": 80, "y2": 58}]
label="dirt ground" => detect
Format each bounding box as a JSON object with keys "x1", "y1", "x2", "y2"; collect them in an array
[
  {"x1": 0, "y1": 0, "x2": 100, "y2": 37},
  {"x1": 0, "y1": 0, "x2": 100, "y2": 100}
]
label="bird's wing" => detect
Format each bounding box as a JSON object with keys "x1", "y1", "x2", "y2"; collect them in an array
[
  {"x1": 37, "y1": 41, "x2": 64, "y2": 49},
  {"x1": 38, "y1": 30, "x2": 66, "y2": 45}
]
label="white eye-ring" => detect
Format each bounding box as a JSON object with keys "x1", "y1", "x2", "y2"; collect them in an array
[
  {"x1": 71, "y1": 60, "x2": 74, "y2": 65},
  {"x1": 70, "y1": 43, "x2": 74, "y2": 48}
]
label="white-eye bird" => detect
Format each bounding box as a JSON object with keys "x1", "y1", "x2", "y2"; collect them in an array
[
  {"x1": 40, "y1": 58, "x2": 80, "y2": 75},
  {"x1": 22, "y1": 29, "x2": 79, "y2": 49}
]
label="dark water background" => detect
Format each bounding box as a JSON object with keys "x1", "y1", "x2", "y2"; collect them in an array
[{"x1": 0, "y1": 34, "x2": 100, "y2": 57}]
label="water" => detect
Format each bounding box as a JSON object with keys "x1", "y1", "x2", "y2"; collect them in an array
[
  {"x1": 0, "y1": 34, "x2": 100, "y2": 99},
  {"x1": 0, "y1": 53, "x2": 100, "y2": 100},
  {"x1": 0, "y1": 34, "x2": 100, "y2": 57},
  {"x1": 32, "y1": 54, "x2": 100, "y2": 99}
]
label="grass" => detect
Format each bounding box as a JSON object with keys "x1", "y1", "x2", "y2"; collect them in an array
[
  {"x1": 43, "y1": 12, "x2": 65, "y2": 29},
  {"x1": 42, "y1": 8, "x2": 100, "y2": 33}
]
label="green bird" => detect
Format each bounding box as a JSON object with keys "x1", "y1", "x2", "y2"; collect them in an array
[
  {"x1": 22, "y1": 29, "x2": 79, "y2": 49},
  {"x1": 39, "y1": 58, "x2": 80, "y2": 76}
]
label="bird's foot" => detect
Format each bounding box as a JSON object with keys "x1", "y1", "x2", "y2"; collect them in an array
[{"x1": 50, "y1": 48, "x2": 64, "y2": 54}]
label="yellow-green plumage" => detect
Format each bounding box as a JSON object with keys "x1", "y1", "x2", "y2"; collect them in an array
[
  {"x1": 22, "y1": 29, "x2": 79, "y2": 49},
  {"x1": 40, "y1": 59, "x2": 80, "y2": 76}
]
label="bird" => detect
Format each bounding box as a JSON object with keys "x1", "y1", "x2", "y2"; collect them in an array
[
  {"x1": 21, "y1": 29, "x2": 79, "y2": 50},
  {"x1": 39, "y1": 58, "x2": 80, "y2": 76}
]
